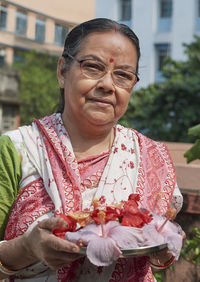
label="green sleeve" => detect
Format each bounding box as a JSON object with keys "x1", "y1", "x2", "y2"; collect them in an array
[{"x1": 0, "y1": 135, "x2": 22, "y2": 240}]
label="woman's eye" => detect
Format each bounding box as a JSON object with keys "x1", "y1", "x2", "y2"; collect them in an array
[
  {"x1": 83, "y1": 62, "x2": 104, "y2": 71},
  {"x1": 114, "y1": 71, "x2": 133, "y2": 80}
]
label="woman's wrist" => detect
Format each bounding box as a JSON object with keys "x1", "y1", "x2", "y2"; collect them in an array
[
  {"x1": 0, "y1": 260, "x2": 19, "y2": 276},
  {"x1": 0, "y1": 236, "x2": 38, "y2": 272},
  {"x1": 149, "y1": 255, "x2": 175, "y2": 269},
  {"x1": 0, "y1": 241, "x2": 20, "y2": 276}
]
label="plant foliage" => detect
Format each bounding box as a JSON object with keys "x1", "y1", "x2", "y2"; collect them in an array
[
  {"x1": 120, "y1": 36, "x2": 200, "y2": 142},
  {"x1": 184, "y1": 124, "x2": 200, "y2": 163},
  {"x1": 181, "y1": 227, "x2": 200, "y2": 264},
  {"x1": 13, "y1": 50, "x2": 59, "y2": 125}
]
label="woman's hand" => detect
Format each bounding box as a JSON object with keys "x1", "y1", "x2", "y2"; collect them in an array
[
  {"x1": 149, "y1": 248, "x2": 173, "y2": 270},
  {"x1": 0, "y1": 217, "x2": 83, "y2": 276},
  {"x1": 149, "y1": 230, "x2": 186, "y2": 271},
  {"x1": 23, "y1": 217, "x2": 83, "y2": 269}
]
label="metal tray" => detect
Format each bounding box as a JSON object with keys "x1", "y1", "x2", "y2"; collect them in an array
[{"x1": 78, "y1": 243, "x2": 167, "y2": 257}]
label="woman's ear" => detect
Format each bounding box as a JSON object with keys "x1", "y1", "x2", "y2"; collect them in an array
[{"x1": 57, "y1": 57, "x2": 65, "y2": 88}]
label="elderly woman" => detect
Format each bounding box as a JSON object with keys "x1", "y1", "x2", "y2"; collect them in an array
[{"x1": 0, "y1": 18, "x2": 182, "y2": 281}]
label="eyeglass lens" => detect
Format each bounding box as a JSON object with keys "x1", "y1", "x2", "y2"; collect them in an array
[{"x1": 80, "y1": 60, "x2": 138, "y2": 89}]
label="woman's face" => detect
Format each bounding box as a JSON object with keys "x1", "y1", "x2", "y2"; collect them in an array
[{"x1": 58, "y1": 31, "x2": 138, "y2": 129}]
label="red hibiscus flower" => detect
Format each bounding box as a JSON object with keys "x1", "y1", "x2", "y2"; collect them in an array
[
  {"x1": 53, "y1": 214, "x2": 77, "y2": 239},
  {"x1": 105, "y1": 206, "x2": 123, "y2": 222},
  {"x1": 91, "y1": 206, "x2": 123, "y2": 225},
  {"x1": 121, "y1": 194, "x2": 152, "y2": 228}
]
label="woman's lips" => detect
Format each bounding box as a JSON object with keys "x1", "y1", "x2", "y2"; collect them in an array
[{"x1": 88, "y1": 98, "x2": 113, "y2": 107}]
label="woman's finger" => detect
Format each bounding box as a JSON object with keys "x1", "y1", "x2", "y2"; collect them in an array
[
  {"x1": 38, "y1": 217, "x2": 68, "y2": 231},
  {"x1": 45, "y1": 234, "x2": 80, "y2": 253}
]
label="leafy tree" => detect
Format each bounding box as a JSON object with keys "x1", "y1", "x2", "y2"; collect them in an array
[
  {"x1": 181, "y1": 227, "x2": 200, "y2": 282},
  {"x1": 183, "y1": 123, "x2": 200, "y2": 278},
  {"x1": 13, "y1": 50, "x2": 60, "y2": 125},
  {"x1": 184, "y1": 124, "x2": 200, "y2": 163},
  {"x1": 181, "y1": 227, "x2": 200, "y2": 264},
  {"x1": 120, "y1": 36, "x2": 200, "y2": 142}
]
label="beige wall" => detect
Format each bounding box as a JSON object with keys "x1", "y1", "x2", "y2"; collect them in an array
[
  {"x1": 166, "y1": 142, "x2": 200, "y2": 192},
  {"x1": 7, "y1": 0, "x2": 95, "y2": 23},
  {"x1": 165, "y1": 142, "x2": 200, "y2": 166}
]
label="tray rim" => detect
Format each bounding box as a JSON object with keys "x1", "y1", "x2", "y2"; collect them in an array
[{"x1": 78, "y1": 243, "x2": 168, "y2": 257}]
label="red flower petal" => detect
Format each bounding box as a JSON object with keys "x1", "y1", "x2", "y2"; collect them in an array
[
  {"x1": 121, "y1": 194, "x2": 152, "y2": 227},
  {"x1": 53, "y1": 214, "x2": 77, "y2": 239}
]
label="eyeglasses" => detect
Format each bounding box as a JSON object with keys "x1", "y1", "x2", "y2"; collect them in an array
[{"x1": 66, "y1": 53, "x2": 139, "y2": 89}]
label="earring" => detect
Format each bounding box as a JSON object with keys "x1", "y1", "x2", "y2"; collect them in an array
[{"x1": 60, "y1": 79, "x2": 64, "y2": 86}]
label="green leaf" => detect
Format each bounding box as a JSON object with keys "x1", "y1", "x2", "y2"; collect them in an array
[
  {"x1": 188, "y1": 124, "x2": 200, "y2": 137},
  {"x1": 184, "y1": 139, "x2": 200, "y2": 163}
]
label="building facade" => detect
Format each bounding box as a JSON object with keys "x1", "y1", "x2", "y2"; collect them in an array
[
  {"x1": 0, "y1": 0, "x2": 95, "y2": 65},
  {"x1": 0, "y1": 0, "x2": 95, "y2": 132},
  {"x1": 0, "y1": 67, "x2": 20, "y2": 134},
  {"x1": 96, "y1": 0, "x2": 200, "y2": 88}
]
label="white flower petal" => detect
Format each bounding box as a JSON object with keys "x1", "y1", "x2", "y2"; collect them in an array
[
  {"x1": 108, "y1": 224, "x2": 144, "y2": 249},
  {"x1": 86, "y1": 237, "x2": 121, "y2": 266}
]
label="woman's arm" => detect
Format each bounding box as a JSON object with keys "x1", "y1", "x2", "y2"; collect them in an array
[
  {"x1": 0, "y1": 217, "x2": 82, "y2": 279},
  {"x1": 0, "y1": 135, "x2": 22, "y2": 240},
  {"x1": 0, "y1": 136, "x2": 82, "y2": 279}
]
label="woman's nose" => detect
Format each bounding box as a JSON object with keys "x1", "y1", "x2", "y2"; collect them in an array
[{"x1": 96, "y1": 71, "x2": 115, "y2": 93}]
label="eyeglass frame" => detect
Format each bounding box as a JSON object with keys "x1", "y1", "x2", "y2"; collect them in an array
[{"x1": 64, "y1": 53, "x2": 140, "y2": 89}]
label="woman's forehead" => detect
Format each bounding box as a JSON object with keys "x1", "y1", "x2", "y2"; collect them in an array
[{"x1": 77, "y1": 32, "x2": 137, "y2": 62}]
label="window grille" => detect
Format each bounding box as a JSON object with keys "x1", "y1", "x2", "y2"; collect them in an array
[
  {"x1": 54, "y1": 24, "x2": 68, "y2": 46},
  {"x1": 0, "y1": 5, "x2": 7, "y2": 29},
  {"x1": 35, "y1": 18, "x2": 45, "y2": 43},
  {"x1": 16, "y1": 10, "x2": 27, "y2": 36},
  {"x1": 160, "y1": 0, "x2": 172, "y2": 18},
  {"x1": 119, "y1": 0, "x2": 131, "y2": 21},
  {"x1": 155, "y1": 43, "x2": 171, "y2": 82}
]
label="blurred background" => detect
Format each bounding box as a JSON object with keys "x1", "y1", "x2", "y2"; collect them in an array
[{"x1": 0, "y1": 0, "x2": 199, "y2": 281}]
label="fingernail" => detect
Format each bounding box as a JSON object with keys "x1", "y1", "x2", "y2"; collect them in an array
[{"x1": 72, "y1": 247, "x2": 79, "y2": 252}]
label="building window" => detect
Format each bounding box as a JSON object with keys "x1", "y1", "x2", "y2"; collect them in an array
[
  {"x1": 119, "y1": 0, "x2": 131, "y2": 21},
  {"x1": 198, "y1": 0, "x2": 200, "y2": 17},
  {"x1": 13, "y1": 49, "x2": 25, "y2": 63},
  {"x1": 155, "y1": 43, "x2": 170, "y2": 82},
  {"x1": 35, "y1": 18, "x2": 45, "y2": 43},
  {"x1": 0, "y1": 5, "x2": 7, "y2": 29},
  {"x1": 157, "y1": 0, "x2": 172, "y2": 32},
  {"x1": 54, "y1": 24, "x2": 68, "y2": 46},
  {"x1": 0, "y1": 49, "x2": 5, "y2": 66},
  {"x1": 160, "y1": 0, "x2": 172, "y2": 18},
  {"x1": 16, "y1": 11, "x2": 27, "y2": 36},
  {"x1": 196, "y1": 0, "x2": 200, "y2": 30},
  {"x1": 2, "y1": 105, "x2": 17, "y2": 132}
]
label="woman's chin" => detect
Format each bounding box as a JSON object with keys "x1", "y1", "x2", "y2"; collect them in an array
[{"x1": 86, "y1": 114, "x2": 115, "y2": 127}]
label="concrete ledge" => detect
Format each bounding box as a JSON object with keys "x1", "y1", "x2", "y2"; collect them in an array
[
  {"x1": 165, "y1": 141, "x2": 200, "y2": 165},
  {"x1": 175, "y1": 164, "x2": 200, "y2": 191}
]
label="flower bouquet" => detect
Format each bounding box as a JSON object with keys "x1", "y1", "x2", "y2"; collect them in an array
[{"x1": 53, "y1": 194, "x2": 183, "y2": 266}]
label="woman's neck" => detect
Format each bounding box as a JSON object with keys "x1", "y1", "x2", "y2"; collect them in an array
[{"x1": 62, "y1": 115, "x2": 115, "y2": 160}]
